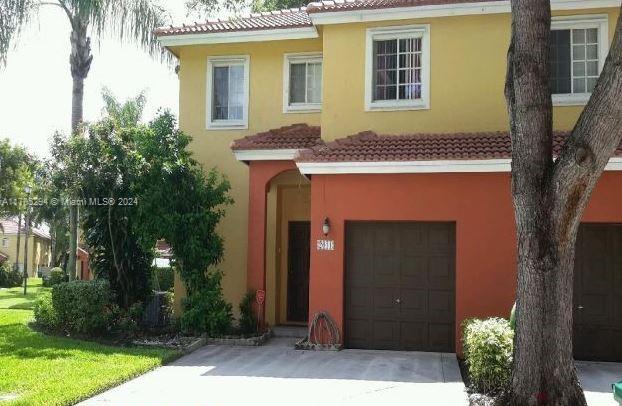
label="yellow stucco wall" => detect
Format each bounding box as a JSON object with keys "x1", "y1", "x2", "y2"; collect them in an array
[
  {"x1": 320, "y1": 8, "x2": 619, "y2": 139},
  {"x1": 0, "y1": 234, "x2": 51, "y2": 277},
  {"x1": 172, "y1": 7, "x2": 619, "y2": 315},
  {"x1": 175, "y1": 38, "x2": 322, "y2": 313}
]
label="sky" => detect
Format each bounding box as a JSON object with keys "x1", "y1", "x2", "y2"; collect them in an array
[{"x1": 0, "y1": 1, "x2": 226, "y2": 158}]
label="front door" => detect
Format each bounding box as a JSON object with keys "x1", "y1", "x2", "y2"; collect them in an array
[{"x1": 287, "y1": 221, "x2": 310, "y2": 322}]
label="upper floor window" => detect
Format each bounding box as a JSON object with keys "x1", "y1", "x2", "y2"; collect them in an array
[
  {"x1": 550, "y1": 15, "x2": 608, "y2": 106},
  {"x1": 1, "y1": 238, "x2": 7, "y2": 248},
  {"x1": 365, "y1": 25, "x2": 430, "y2": 111},
  {"x1": 207, "y1": 55, "x2": 249, "y2": 129},
  {"x1": 283, "y1": 53, "x2": 323, "y2": 113}
]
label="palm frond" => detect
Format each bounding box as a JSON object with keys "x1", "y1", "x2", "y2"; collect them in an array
[
  {"x1": 84, "y1": 0, "x2": 171, "y2": 62},
  {"x1": 0, "y1": 0, "x2": 37, "y2": 66}
]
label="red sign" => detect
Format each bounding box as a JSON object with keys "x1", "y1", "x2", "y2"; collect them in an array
[{"x1": 256, "y1": 290, "x2": 266, "y2": 305}]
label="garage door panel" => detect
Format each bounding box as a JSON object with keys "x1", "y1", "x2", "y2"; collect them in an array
[
  {"x1": 373, "y1": 287, "x2": 400, "y2": 319},
  {"x1": 428, "y1": 323, "x2": 454, "y2": 352},
  {"x1": 346, "y1": 319, "x2": 371, "y2": 349},
  {"x1": 346, "y1": 287, "x2": 371, "y2": 318},
  {"x1": 346, "y1": 255, "x2": 373, "y2": 285},
  {"x1": 428, "y1": 256, "x2": 454, "y2": 289},
  {"x1": 400, "y1": 255, "x2": 428, "y2": 287},
  {"x1": 574, "y1": 224, "x2": 622, "y2": 361},
  {"x1": 429, "y1": 290, "x2": 454, "y2": 322},
  {"x1": 373, "y1": 320, "x2": 400, "y2": 350},
  {"x1": 400, "y1": 321, "x2": 427, "y2": 350},
  {"x1": 400, "y1": 289, "x2": 427, "y2": 320},
  {"x1": 345, "y1": 221, "x2": 455, "y2": 352}
]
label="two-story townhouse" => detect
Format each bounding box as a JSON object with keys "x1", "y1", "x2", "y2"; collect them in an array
[
  {"x1": 155, "y1": 0, "x2": 622, "y2": 361},
  {"x1": 0, "y1": 218, "x2": 52, "y2": 277}
]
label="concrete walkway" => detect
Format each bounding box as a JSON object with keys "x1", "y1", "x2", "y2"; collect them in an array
[
  {"x1": 80, "y1": 338, "x2": 468, "y2": 406},
  {"x1": 578, "y1": 361, "x2": 622, "y2": 406}
]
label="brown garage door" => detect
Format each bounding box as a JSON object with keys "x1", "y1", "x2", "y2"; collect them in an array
[
  {"x1": 574, "y1": 224, "x2": 622, "y2": 361},
  {"x1": 345, "y1": 222, "x2": 455, "y2": 352}
]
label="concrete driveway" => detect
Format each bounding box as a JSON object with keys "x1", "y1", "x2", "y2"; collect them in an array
[
  {"x1": 578, "y1": 361, "x2": 622, "y2": 406},
  {"x1": 80, "y1": 337, "x2": 468, "y2": 406}
]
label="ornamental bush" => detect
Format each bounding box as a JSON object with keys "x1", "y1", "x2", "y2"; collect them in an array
[
  {"x1": 52, "y1": 280, "x2": 113, "y2": 336},
  {"x1": 45, "y1": 267, "x2": 66, "y2": 287},
  {"x1": 151, "y1": 267, "x2": 174, "y2": 292},
  {"x1": 33, "y1": 291, "x2": 57, "y2": 330},
  {"x1": 180, "y1": 270, "x2": 232, "y2": 336},
  {"x1": 0, "y1": 263, "x2": 22, "y2": 288},
  {"x1": 238, "y1": 291, "x2": 258, "y2": 336},
  {"x1": 463, "y1": 317, "x2": 514, "y2": 395}
]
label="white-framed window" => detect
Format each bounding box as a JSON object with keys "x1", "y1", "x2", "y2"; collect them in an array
[
  {"x1": 206, "y1": 55, "x2": 250, "y2": 129},
  {"x1": 283, "y1": 53, "x2": 323, "y2": 113},
  {"x1": 1, "y1": 238, "x2": 7, "y2": 248},
  {"x1": 365, "y1": 24, "x2": 430, "y2": 111},
  {"x1": 550, "y1": 15, "x2": 608, "y2": 106}
]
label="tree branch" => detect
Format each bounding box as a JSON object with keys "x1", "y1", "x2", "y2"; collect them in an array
[{"x1": 551, "y1": 5, "x2": 622, "y2": 243}]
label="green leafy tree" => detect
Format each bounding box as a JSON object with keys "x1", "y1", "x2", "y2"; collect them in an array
[
  {"x1": 185, "y1": 0, "x2": 308, "y2": 17},
  {"x1": 0, "y1": 0, "x2": 168, "y2": 280},
  {"x1": 133, "y1": 112, "x2": 233, "y2": 334},
  {"x1": 250, "y1": 0, "x2": 307, "y2": 12},
  {"x1": 101, "y1": 87, "x2": 147, "y2": 128},
  {"x1": 0, "y1": 139, "x2": 34, "y2": 218}
]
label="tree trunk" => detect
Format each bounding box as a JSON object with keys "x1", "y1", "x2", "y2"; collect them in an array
[
  {"x1": 504, "y1": 2, "x2": 622, "y2": 405},
  {"x1": 14, "y1": 213, "x2": 21, "y2": 272},
  {"x1": 67, "y1": 18, "x2": 92, "y2": 281},
  {"x1": 22, "y1": 215, "x2": 29, "y2": 295}
]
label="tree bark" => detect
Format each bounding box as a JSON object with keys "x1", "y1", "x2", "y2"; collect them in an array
[
  {"x1": 67, "y1": 17, "x2": 92, "y2": 281},
  {"x1": 14, "y1": 213, "x2": 21, "y2": 272},
  {"x1": 505, "y1": 2, "x2": 622, "y2": 405}
]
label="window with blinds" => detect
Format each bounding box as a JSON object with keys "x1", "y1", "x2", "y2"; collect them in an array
[
  {"x1": 365, "y1": 25, "x2": 430, "y2": 111},
  {"x1": 207, "y1": 56, "x2": 249, "y2": 129}
]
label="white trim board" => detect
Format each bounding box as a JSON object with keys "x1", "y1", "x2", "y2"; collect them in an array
[
  {"x1": 157, "y1": 27, "x2": 319, "y2": 47},
  {"x1": 297, "y1": 158, "x2": 622, "y2": 174},
  {"x1": 234, "y1": 149, "x2": 300, "y2": 161},
  {"x1": 309, "y1": 0, "x2": 622, "y2": 25}
]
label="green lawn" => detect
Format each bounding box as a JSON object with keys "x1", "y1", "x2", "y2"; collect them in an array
[
  {"x1": 0, "y1": 278, "x2": 48, "y2": 310},
  {"x1": 0, "y1": 280, "x2": 180, "y2": 405}
]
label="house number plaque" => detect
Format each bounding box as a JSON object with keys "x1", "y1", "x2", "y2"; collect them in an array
[{"x1": 317, "y1": 239, "x2": 335, "y2": 251}]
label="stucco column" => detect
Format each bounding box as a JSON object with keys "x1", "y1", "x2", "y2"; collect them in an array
[{"x1": 246, "y1": 160, "x2": 298, "y2": 323}]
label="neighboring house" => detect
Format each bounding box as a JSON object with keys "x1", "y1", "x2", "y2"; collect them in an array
[
  {"x1": 77, "y1": 246, "x2": 92, "y2": 280},
  {"x1": 155, "y1": 0, "x2": 622, "y2": 361},
  {"x1": 153, "y1": 240, "x2": 172, "y2": 268},
  {"x1": 0, "y1": 218, "x2": 52, "y2": 278}
]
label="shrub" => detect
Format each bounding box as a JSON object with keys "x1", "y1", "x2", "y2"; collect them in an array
[
  {"x1": 33, "y1": 291, "x2": 58, "y2": 330},
  {"x1": 238, "y1": 291, "x2": 258, "y2": 336},
  {"x1": 509, "y1": 302, "x2": 516, "y2": 331},
  {"x1": 463, "y1": 317, "x2": 514, "y2": 395},
  {"x1": 45, "y1": 267, "x2": 67, "y2": 287},
  {"x1": 52, "y1": 280, "x2": 113, "y2": 336},
  {"x1": 0, "y1": 263, "x2": 22, "y2": 288},
  {"x1": 181, "y1": 271, "x2": 232, "y2": 336},
  {"x1": 152, "y1": 267, "x2": 174, "y2": 292}
]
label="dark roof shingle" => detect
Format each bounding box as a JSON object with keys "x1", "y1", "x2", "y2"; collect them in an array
[
  {"x1": 230, "y1": 123, "x2": 323, "y2": 151},
  {"x1": 294, "y1": 131, "x2": 605, "y2": 163},
  {"x1": 155, "y1": 8, "x2": 312, "y2": 36}
]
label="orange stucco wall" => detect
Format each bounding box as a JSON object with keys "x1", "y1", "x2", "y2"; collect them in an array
[{"x1": 306, "y1": 171, "x2": 622, "y2": 353}]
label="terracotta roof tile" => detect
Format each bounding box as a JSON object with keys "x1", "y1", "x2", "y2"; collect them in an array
[
  {"x1": 155, "y1": 8, "x2": 312, "y2": 36},
  {"x1": 230, "y1": 123, "x2": 323, "y2": 151},
  {"x1": 306, "y1": 0, "x2": 503, "y2": 13},
  {"x1": 294, "y1": 131, "x2": 618, "y2": 163},
  {"x1": 0, "y1": 217, "x2": 51, "y2": 239}
]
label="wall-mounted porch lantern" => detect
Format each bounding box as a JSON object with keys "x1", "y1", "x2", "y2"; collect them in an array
[{"x1": 322, "y1": 217, "x2": 330, "y2": 236}]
